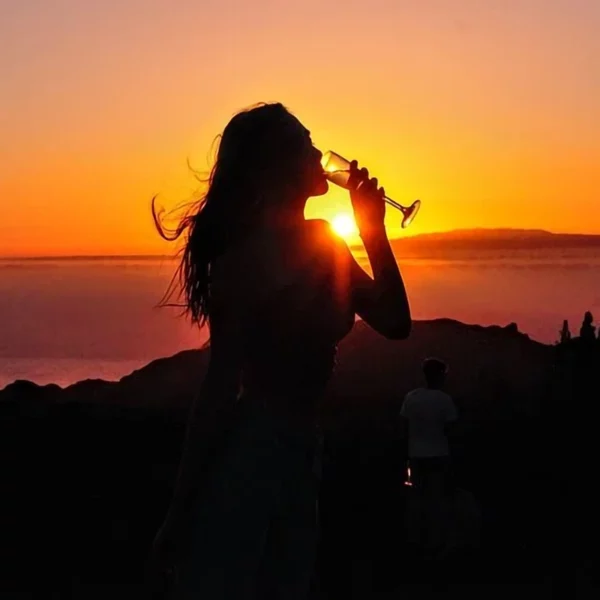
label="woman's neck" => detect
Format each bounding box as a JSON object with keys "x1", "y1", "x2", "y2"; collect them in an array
[{"x1": 258, "y1": 201, "x2": 307, "y2": 231}]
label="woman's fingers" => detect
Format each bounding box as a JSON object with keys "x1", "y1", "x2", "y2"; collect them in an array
[
  {"x1": 348, "y1": 162, "x2": 370, "y2": 190},
  {"x1": 355, "y1": 167, "x2": 369, "y2": 190},
  {"x1": 348, "y1": 160, "x2": 359, "y2": 189},
  {"x1": 349, "y1": 161, "x2": 382, "y2": 195}
]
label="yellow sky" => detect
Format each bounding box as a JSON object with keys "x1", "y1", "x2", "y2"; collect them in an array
[{"x1": 1, "y1": 0, "x2": 599, "y2": 256}]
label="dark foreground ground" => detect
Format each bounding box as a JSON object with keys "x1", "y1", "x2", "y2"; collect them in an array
[
  {"x1": 1, "y1": 322, "x2": 598, "y2": 598},
  {"x1": 0, "y1": 400, "x2": 575, "y2": 599}
]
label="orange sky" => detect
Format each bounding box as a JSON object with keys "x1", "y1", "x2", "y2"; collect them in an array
[{"x1": 1, "y1": 0, "x2": 599, "y2": 256}]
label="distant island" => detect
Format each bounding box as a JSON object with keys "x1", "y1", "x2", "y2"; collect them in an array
[
  {"x1": 391, "y1": 227, "x2": 600, "y2": 250},
  {"x1": 408, "y1": 227, "x2": 559, "y2": 239},
  {"x1": 381, "y1": 227, "x2": 600, "y2": 259},
  {"x1": 400, "y1": 227, "x2": 600, "y2": 244}
]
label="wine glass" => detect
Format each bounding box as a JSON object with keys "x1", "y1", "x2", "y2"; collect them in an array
[{"x1": 321, "y1": 150, "x2": 421, "y2": 228}]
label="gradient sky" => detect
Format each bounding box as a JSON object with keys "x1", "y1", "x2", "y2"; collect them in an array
[{"x1": 1, "y1": 0, "x2": 599, "y2": 256}]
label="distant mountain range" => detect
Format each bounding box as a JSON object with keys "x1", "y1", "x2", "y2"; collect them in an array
[
  {"x1": 404, "y1": 227, "x2": 599, "y2": 241},
  {"x1": 402, "y1": 228, "x2": 600, "y2": 247},
  {"x1": 383, "y1": 228, "x2": 600, "y2": 256}
]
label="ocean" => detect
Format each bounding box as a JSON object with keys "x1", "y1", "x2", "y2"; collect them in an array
[{"x1": 1, "y1": 248, "x2": 599, "y2": 389}]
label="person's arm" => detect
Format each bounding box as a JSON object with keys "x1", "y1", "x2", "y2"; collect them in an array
[
  {"x1": 444, "y1": 395, "x2": 459, "y2": 437},
  {"x1": 399, "y1": 396, "x2": 409, "y2": 435},
  {"x1": 349, "y1": 161, "x2": 411, "y2": 339},
  {"x1": 320, "y1": 162, "x2": 411, "y2": 339},
  {"x1": 398, "y1": 396, "x2": 410, "y2": 454}
]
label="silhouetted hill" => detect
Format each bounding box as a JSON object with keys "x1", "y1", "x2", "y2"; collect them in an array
[
  {"x1": 0, "y1": 319, "x2": 551, "y2": 417},
  {"x1": 385, "y1": 228, "x2": 600, "y2": 257},
  {"x1": 0, "y1": 350, "x2": 207, "y2": 411},
  {"x1": 407, "y1": 228, "x2": 555, "y2": 240},
  {"x1": 2, "y1": 318, "x2": 590, "y2": 597},
  {"x1": 332, "y1": 319, "x2": 549, "y2": 410}
]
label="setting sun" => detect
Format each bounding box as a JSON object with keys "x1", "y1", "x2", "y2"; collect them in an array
[{"x1": 331, "y1": 213, "x2": 357, "y2": 239}]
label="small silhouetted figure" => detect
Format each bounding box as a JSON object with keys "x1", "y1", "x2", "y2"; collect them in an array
[
  {"x1": 559, "y1": 320, "x2": 571, "y2": 344},
  {"x1": 580, "y1": 311, "x2": 595, "y2": 342},
  {"x1": 149, "y1": 102, "x2": 412, "y2": 599},
  {"x1": 400, "y1": 358, "x2": 457, "y2": 554}
]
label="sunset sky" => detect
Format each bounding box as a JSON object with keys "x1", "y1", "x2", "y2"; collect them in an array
[{"x1": 1, "y1": 0, "x2": 599, "y2": 256}]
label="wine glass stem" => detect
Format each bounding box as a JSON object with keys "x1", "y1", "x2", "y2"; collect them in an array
[
  {"x1": 384, "y1": 196, "x2": 404, "y2": 212},
  {"x1": 325, "y1": 170, "x2": 405, "y2": 213}
]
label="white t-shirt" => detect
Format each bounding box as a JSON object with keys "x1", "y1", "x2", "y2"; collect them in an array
[{"x1": 400, "y1": 388, "x2": 457, "y2": 458}]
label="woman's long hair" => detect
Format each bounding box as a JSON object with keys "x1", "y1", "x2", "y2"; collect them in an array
[{"x1": 152, "y1": 102, "x2": 303, "y2": 328}]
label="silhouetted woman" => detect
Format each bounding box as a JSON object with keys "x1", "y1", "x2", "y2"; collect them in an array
[{"x1": 151, "y1": 102, "x2": 411, "y2": 599}]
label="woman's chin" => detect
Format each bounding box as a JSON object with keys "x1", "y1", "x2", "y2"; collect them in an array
[{"x1": 311, "y1": 179, "x2": 329, "y2": 197}]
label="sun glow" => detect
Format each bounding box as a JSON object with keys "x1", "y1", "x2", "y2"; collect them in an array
[{"x1": 331, "y1": 213, "x2": 357, "y2": 239}]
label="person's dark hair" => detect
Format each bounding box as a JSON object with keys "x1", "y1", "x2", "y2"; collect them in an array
[
  {"x1": 422, "y1": 357, "x2": 448, "y2": 388},
  {"x1": 152, "y1": 102, "x2": 306, "y2": 328}
]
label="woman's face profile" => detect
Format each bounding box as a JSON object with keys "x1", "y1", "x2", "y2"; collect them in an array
[{"x1": 284, "y1": 115, "x2": 329, "y2": 199}]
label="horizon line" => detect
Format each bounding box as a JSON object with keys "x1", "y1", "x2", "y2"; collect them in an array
[{"x1": 2, "y1": 226, "x2": 599, "y2": 261}]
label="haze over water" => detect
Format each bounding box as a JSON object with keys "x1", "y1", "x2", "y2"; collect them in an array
[{"x1": 2, "y1": 246, "x2": 598, "y2": 389}]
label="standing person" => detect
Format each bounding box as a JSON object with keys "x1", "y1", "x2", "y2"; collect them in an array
[
  {"x1": 150, "y1": 102, "x2": 412, "y2": 599},
  {"x1": 400, "y1": 358, "x2": 457, "y2": 555}
]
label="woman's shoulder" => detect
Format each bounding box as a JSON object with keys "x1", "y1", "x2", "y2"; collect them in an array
[
  {"x1": 303, "y1": 218, "x2": 335, "y2": 242},
  {"x1": 302, "y1": 218, "x2": 350, "y2": 253},
  {"x1": 302, "y1": 219, "x2": 355, "y2": 272},
  {"x1": 212, "y1": 219, "x2": 348, "y2": 288},
  {"x1": 223, "y1": 220, "x2": 341, "y2": 267}
]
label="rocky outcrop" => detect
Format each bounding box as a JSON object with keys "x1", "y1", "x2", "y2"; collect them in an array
[{"x1": 1, "y1": 319, "x2": 552, "y2": 419}]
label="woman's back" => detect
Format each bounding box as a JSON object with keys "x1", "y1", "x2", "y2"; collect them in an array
[{"x1": 210, "y1": 220, "x2": 355, "y2": 402}]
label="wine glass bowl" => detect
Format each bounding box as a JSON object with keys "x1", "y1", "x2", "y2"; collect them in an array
[{"x1": 321, "y1": 150, "x2": 420, "y2": 228}]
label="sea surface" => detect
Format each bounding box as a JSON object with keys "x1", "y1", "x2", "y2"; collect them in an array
[{"x1": 1, "y1": 248, "x2": 599, "y2": 389}]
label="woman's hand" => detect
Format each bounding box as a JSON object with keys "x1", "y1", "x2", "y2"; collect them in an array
[{"x1": 347, "y1": 160, "x2": 386, "y2": 236}]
